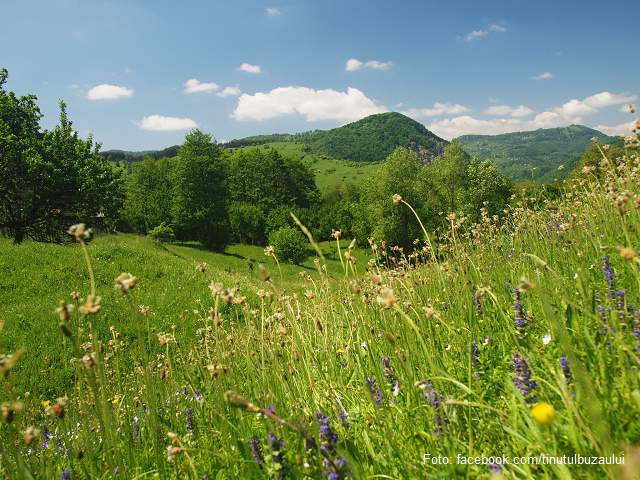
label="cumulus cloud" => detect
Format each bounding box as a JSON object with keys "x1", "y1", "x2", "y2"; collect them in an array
[
  {"x1": 266, "y1": 7, "x2": 281, "y2": 16},
  {"x1": 483, "y1": 105, "x2": 534, "y2": 117},
  {"x1": 594, "y1": 121, "x2": 636, "y2": 136},
  {"x1": 489, "y1": 24, "x2": 506, "y2": 32},
  {"x1": 135, "y1": 115, "x2": 197, "y2": 131},
  {"x1": 86, "y1": 84, "x2": 133, "y2": 100},
  {"x1": 217, "y1": 86, "x2": 241, "y2": 97},
  {"x1": 401, "y1": 102, "x2": 470, "y2": 118},
  {"x1": 459, "y1": 29, "x2": 488, "y2": 41},
  {"x1": 532, "y1": 72, "x2": 555, "y2": 80},
  {"x1": 346, "y1": 59, "x2": 363, "y2": 71},
  {"x1": 238, "y1": 63, "x2": 262, "y2": 73},
  {"x1": 183, "y1": 79, "x2": 219, "y2": 94},
  {"x1": 346, "y1": 59, "x2": 393, "y2": 71},
  {"x1": 421, "y1": 91, "x2": 638, "y2": 139},
  {"x1": 365, "y1": 60, "x2": 393, "y2": 70},
  {"x1": 553, "y1": 92, "x2": 637, "y2": 117},
  {"x1": 231, "y1": 86, "x2": 388, "y2": 122}
]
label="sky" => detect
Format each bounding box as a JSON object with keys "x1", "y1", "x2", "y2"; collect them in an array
[{"x1": 1, "y1": 0, "x2": 638, "y2": 151}]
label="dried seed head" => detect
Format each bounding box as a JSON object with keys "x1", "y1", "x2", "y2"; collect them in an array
[
  {"x1": 258, "y1": 264, "x2": 271, "y2": 282},
  {"x1": 392, "y1": 194, "x2": 402, "y2": 203},
  {"x1": 68, "y1": 223, "x2": 91, "y2": 242},
  {"x1": 78, "y1": 295, "x2": 101, "y2": 315},
  {"x1": 348, "y1": 238, "x2": 356, "y2": 249},
  {"x1": 333, "y1": 230, "x2": 342, "y2": 239},
  {"x1": 114, "y1": 273, "x2": 137, "y2": 294},
  {"x1": 617, "y1": 245, "x2": 638, "y2": 261},
  {"x1": 224, "y1": 390, "x2": 257, "y2": 411}
]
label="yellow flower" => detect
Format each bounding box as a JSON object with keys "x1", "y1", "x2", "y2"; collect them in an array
[
  {"x1": 531, "y1": 402, "x2": 555, "y2": 426},
  {"x1": 41, "y1": 400, "x2": 50, "y2": 407}
]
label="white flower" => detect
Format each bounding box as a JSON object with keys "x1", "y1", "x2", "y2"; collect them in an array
[{"x1": 543, "y1": 334, "x2": 552, "y2": 345}]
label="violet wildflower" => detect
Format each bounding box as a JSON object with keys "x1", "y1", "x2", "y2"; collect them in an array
[
  {"x1": 365, "y1": 377, "x2": 382, "y2": 404},
  {"x1": 471, "y1": 340, "x2": 481, "y2": 378},
  {"x1": 473, "y1": 292, "x2": 484, "y2": 320},
  {"x1": 336, "y1": 398, "x2": 349, "y2": 428},
  {"x1": 418, "y1": 380, "x2": 449, "y2": 435},
  {"x1": 381, "y1": 357, "x2": 398, "y2": 402},
  {"x1": 248, "y1": 436, "x2": 264, "y2": 467},
  {"x1": 510, "y1": 352, "x2": 536, "y2": 403},
  {"x1": 59, "y1": 470, "x2": 71, "y2": 480},
  {"x1": 184, "y1": 408, "x2": 195, "y2": 431},
  {"x1": 514, "y1": 288, "x2": 527, "y2": 337},
  {"x1": 266, "y1": 430, "x2": 288, "y2": 479},
  {"x1": 603, "y1": 255, "x2": 616, "y2": 297},
  {"x1": 489, "y1": 463, "x2": 501, "y2": 473},
  {"x1": 315, "y1": 411, "x2": 351, "y2": 479},
  {"x1": 560, "y1": 355, "x2": 573, "y2": 386}
]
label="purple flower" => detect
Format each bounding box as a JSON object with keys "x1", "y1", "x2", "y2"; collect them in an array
[
  {"x1": 365, "y1": 377, "x2": 382, "y2": 404},
  {"x1": 510, "y1": 352, "x2": 536, "y2": 403},
  {"x1": 514, "y1": 288, "x2": 527, "y2": 337}
]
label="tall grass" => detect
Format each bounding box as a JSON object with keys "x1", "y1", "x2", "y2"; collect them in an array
[{"x1": 1, "y1": 129, "x2": 640, "y2": 479}]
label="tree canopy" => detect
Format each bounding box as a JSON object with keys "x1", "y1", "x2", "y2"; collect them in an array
[{"x1": 0, "y1": 69, "x2": 122, "y2": 243}]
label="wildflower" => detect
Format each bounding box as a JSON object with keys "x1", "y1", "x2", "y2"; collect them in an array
[
  {"x1": 59, "y1": 470, "x2": 71, "y2": 480},
  {"x1": 68, "y1": 223, "x2": 91, "y2": 242},
  {"x1": 82, "y1": 354, "x2": 97, "y2": 370},
  {"x1": 332, "y1": 230, "x2": 341, "y2": 240},
  {"x1": 513, "y1": 288, "x2": 527, "y2": 337},
  {"x1": 114, "y1": 272, "x2": 137, "y2": 293},
  {"x1": 560, "y1": 355, "x2": 573, "y2": 386},
  {"x1": 542, "y1": 334, "x2": 552, "y2": 345},
  {"x1": 266, "y1": 430, "x2": 288, "y2": 479},
  {"x1": 510, "y1": 352, "x2": 536, "y2": 403},
  {"x1": 392, "y1": 194, "x2": 402, "y2": 203},
  {"x1": 248, "y1": 437, "x2": 265, "y2": 466},
  {"x1": 473, "y1": 292, "x2": 484, "y2": 320},
  {"x1": 264, "y1": 246, "x2": 275, "y2": 256},
  {"x1": 78, "y1": 295, "x2": 101, "y2": 315},
  {"x1": 471, "y1": 340, "x2": 481, "y2": 378},
  {"x1": 417, "y1": 380, "x2": 449, "y2": 435},
  {"x1": 377, "y1": 287, "x2": 396, "y2": 308},
  {"x1": 617, "y1": 245, "x2": 638, "y2": 262},
  {"x1": 531, "y1": 402, "x2": 555, "y2": 426},
  {"x1": 23, "y1": 426, "x2": 39, "y2": 446},
  {"x1": 196, "y1": 262, "x2": 207, "y2": 272},
  {"x1": 365, "y1": 377, "x2": 382, "y2": 404}
]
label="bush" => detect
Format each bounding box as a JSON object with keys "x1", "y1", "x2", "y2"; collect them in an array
[
  {"x1": 268, "y1": 227, "x2": 309, "y2": 264},
  {"x1": 148, "y1": 222, "x2": 175, "y2": 245}
]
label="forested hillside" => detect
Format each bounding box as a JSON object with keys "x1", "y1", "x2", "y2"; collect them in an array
[{"x1": 457, "y1": 125, "x2": 622, "y2": 182}]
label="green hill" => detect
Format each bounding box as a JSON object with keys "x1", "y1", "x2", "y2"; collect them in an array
[
  {"x1": 456, "y1": 125, "x2": 621, "y2": 183},
  {"x1": 225, "y1": 112, "x2": 448, "y2": 164}
]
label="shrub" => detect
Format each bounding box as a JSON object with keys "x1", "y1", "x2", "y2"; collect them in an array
[
  {"x1": 268, "y1": 227, "x2": 309, "y2": 264},
  {"x1": 148, "y1": 222, "x2": 175, "y2": 245}
]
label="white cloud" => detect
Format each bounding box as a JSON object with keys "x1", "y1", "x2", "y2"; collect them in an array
[
  {"x1": 583, "y1": 91, "x2": 637, "y2": 108},
  {"x1": 489, "y1": 24, "x2": 507, "y2": 32},
  {"x1": 594, "y1": 121, "x2": 636, "y2": 136},
  {"x1": 420, "y1": 91, "x2": 638, "y2": 139},
  {"x1": 365, "y1": 60, "x2": 393, "y2": 70},
  {"x1": 231, "y1": 86, "x2": 388, "y2": 122},
  {"x1": 551, "y1": 92, "x2": 637, "y2": 118},
  {"x1": 217, "y1": 86, "x2": 241, "y2": 97},
  {"x1": 183, "y1": 78, "x2": 219, "y2": 94},
  {"x1": 238, "y1": 63, "x2": 262, "y2": 73},
  {"x1": 135, "y1": 115, "x2": 197, "y2": 131},
  {"x1": 532, "y1": 72, "x2": 555, "y2": 80},
  {"x1": 125, "y1": 67, "x2": 133, "y2": 74},
  {"x1": 68, "y1": 84, "x2": 78, "y2": 89},
  {"x1": 401, "y1": 102, "x2": 470, "y2": 118},
  {"x1": 346, "y1": 59, "x2": 363, "y2": 71},
  {"x1": 86, "y1": 84, "x2": 133, "y2": 100},
  {"x1": 459, "y1": 29, "x2": 488, "y2": 41},
  {"x1": 488, "y1": 97, "x2": 498, "y2": 103},
  {"x1": 266, "y1": 7, "x2": 281, "y2": 16},
  {"x1": 346, "y1": 59, "x2": 393, "y2": 71},
  {"x1": 483, "y1": 105, "x2": 534, "y2": 117}
]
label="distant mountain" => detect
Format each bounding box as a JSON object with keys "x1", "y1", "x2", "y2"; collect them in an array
[
  {"x1": 100, "y1": 145, "x2": 179, "y2": 162},
  {"x1": 456, "y1": 125, "x2": 621, "y2": 183},
  {"x1": 224, "y1": 112, "x2": 448, "y2": 164}
]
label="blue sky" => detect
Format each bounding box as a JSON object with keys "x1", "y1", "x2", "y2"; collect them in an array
[{"x1": 1, "y1": 0, "x2": 638, "y2": 151}]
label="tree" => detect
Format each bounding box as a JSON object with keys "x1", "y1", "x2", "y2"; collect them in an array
[
  {"x1": 171, "y1": 129, "x2": 229, "y2": 250},
  {"x1": 0, "y1": 69, "x2": 122, "y2": 243}
]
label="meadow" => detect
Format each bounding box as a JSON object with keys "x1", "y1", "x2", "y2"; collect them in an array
[{"x1": 1, "y1": 139, "x2": 640, "y2": 479}]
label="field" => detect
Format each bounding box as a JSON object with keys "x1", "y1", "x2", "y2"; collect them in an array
[
  {"x1": 1, "y1": 144, "x2": 640, "y2": 479},
  {"x1": 226, "y1": 142, "x2": 382, "y2": 189}
]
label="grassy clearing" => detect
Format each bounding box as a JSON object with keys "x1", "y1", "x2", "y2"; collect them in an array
[
  {"x1": 228, "y1": 142, "x2": 382, "y2": 189},
  {"x1": 1, "y1": 141, "x2": 640, "y2": 479}
]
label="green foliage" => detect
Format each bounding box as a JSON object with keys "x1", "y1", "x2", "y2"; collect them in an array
[
  {"x1": 457, "y1": 125, "x2": 622, "y2": 183},
  {"x1": 229, "y1": 202, "x2": 264, "y2": 244},
  {"x1": 122, "y1": 156, "x2": 175, "y2": 233},
  {"x1": 268, "y1": 226, "x2": 309, "y2": 264},
  {"x1": 147, "y1": 222, "x2": 175, "y2": 245},
  {"x1": 570, "y1": 142, "x2": 626, "y2": 179},
  {"x1": 0, "y1": 68, "x2": 123, "y2": 243},
  {"x1": 171, "y1": 129, "x2": 229, "y2": 251}
]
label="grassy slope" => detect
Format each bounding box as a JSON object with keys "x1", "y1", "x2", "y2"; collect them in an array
[
  {"x1": 0, "y1": 234, "x2": 368, "y2": 397},
  {"x1": 227, "y1": 141, "x2": 382, "y2": 189}
]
